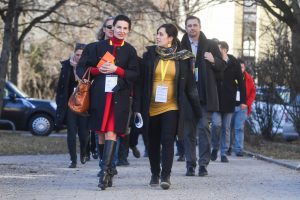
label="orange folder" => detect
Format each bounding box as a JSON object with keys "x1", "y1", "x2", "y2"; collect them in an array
[{"x1": 97, "y1": 51, "x2": 115, "y2": 68}]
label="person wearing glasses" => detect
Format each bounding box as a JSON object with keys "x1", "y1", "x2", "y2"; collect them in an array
[
  {"x1": 77, "y1": 15, "x2": 138, "y2": 190},
  {"x1": 97, "y1": 17, "x2": 114, "y2": 41},
  {"x1": 137, "y1": 23, "x2": 201, "y2": 190}
]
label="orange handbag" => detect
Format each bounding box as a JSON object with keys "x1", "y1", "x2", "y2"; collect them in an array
[{"x1": 68, "y1": 68, "x2": 91, "y2": 116}]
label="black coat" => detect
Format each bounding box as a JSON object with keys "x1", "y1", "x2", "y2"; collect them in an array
[
  {"x1": 137, "y1": 45, "x2": 202, "y2": 139},
  {"x1": 55, "y1": 59, "x2": 77, "y2": 127},
  {"x1": 181, "y1": 32, "x2": 226, "y2": 112},
  {"x1": 219, "y1": 54, "x2": 246, "y2": 113},
  {"x1": 76, "y1": 40, "x2": 138, "y2": 133}
]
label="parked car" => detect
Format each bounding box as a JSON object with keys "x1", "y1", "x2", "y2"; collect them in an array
[
  {"x1": 0, "y1": 81, "x2": 57, "y2": 136},
  {"x1": 247, "y1": 86, "x2": 299, "y2": 140}
]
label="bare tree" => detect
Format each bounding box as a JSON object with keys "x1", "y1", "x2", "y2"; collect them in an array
[
  {"x1": 217, "y1": 0, "x2": 300, "y2": 95},
  {"x1": 248, "y1": 23, "x2": 293, "y2": 140},
  {"x1": 0, "y1": 0, "x2": 17, "y2": 117}
]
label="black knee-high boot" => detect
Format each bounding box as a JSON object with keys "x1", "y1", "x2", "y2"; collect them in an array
[
  {"x1": 98, "y1": 144, "x2": 104, "y2": 160},
  {"x1": 98, "y1": 140, "x2": 116, "y2": 190}
]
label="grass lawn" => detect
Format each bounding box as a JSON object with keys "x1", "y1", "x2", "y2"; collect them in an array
[
  {"x1": 0, "y1": 130, "x2": 68, "y2": 155},
  {"x1": 245, "y1": 134, "x2": 300, "y2": 160},
  {"x1": 1, "y1": 130, "x2": 299, "y2": 160}
]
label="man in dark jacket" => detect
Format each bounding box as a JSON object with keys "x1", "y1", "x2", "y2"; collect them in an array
[
  {"x1": 181, "y1": 16, "x2": 225, "y2": 176},
  {"x1": 55, "y1": 43, "x2": 89, "y2": 168},
  {"x1": 210, "y1": 41, "x2": 246, "y2": 163}
]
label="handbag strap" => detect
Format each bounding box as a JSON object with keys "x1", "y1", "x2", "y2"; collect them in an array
[{"x1": 82, "y1": 67, "x2": 91, "y2": 81}]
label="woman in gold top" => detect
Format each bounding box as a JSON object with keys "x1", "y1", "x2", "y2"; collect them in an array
[{"x1": 137, "y1": 24, "x2": 201, "y2": 190}]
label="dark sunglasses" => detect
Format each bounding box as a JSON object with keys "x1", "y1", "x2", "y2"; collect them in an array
[{"x1": 105, "y1": 25, "x2": 113, "y2": 29}]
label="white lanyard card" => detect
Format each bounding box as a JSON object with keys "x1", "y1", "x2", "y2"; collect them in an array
[
  {"x1": 155, "y1": 84, "x2": 168, "y2": 103},
  {"x1": 236, "y1": 91, "x2": 240, "y2": 101},
  {"x1": 105, "y1": 75, "x2": 118, "y2": 92}
]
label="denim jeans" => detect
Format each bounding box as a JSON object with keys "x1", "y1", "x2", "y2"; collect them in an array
[
  {"x1": 211, "y1": 112, "x2": 233, "y2": 156},
  {"x1": 197, "y1": 106, "x2": 212, "y2": 167},
  {"x1": 230, "y1": 106, "x2": 248, "y2": 153}
]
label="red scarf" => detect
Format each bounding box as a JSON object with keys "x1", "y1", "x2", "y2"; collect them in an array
[{"x1": 110, "y1": 36, "x2": 124, "y2": 57}]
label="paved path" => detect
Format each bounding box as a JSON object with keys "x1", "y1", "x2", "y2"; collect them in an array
[{"x1": 0, "y1": 147, "x2": 299, "y2": 200}]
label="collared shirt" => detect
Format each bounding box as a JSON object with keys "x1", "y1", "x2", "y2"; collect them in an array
[{"x1": 189, "y1": 37, "x2": 198, "y2": 57}]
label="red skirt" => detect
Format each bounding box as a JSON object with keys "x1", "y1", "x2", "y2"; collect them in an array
[{"x1": 96, "y1": 93, "x2": 125, "y2": 137}]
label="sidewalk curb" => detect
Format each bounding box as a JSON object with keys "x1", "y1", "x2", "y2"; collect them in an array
[{"x1": 244, "y1": 150, "x2": 300, "y2": 171}]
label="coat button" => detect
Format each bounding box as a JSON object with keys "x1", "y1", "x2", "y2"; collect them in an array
[{"x1": 115, "y1": 101, "x2": 118, "y2": 104}]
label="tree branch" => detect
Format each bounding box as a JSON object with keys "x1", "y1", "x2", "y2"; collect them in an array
[
  {"x1": 18, "y1": 0, "x2": 67, "y2": 45},
  {"x1": 35, "y1": 25, "x2": 72, "y2": 47}
]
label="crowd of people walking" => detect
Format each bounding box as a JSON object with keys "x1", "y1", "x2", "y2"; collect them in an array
[{"x1": 55, "y1": 14, "x2": 256, "y2": 191}]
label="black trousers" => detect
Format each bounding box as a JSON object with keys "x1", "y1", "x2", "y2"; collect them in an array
[
  {"x1": 86, "y1": 131, "x2": 97, "y2": 156},
  {"x1": 66, "y1": 108, "x2": 89, "y2": 163},
  {"x1": 148, "y1": 110, "x2": 178, "y2": 178}
]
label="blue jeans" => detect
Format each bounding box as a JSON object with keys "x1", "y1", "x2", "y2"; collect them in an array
[
  {"x1": 211, "y1": 112, "x2": 233, "y2": 156},
  {"x1": 230, "y1": 106, "x2": 248, "y2": 153}
]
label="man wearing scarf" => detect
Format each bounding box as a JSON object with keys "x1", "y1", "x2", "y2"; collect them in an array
[{"x1": 181, "y1": 16, "x2": 226, "y2": 176}]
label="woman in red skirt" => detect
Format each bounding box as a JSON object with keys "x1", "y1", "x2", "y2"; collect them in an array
[{"x1": 76, "y1": 15, "x2": 138, "y2": 190}]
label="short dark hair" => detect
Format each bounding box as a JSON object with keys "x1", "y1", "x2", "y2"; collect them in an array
[
  {"x1": 237, "y1": 58, "x2": 245, "y2": 65},
  {"x1": 185, "y1": 16, "x2": 201, "y2": 26},
  {"x1": 218, "y1": 41, "x2": 229, "y2": 51},
  {"x1": 157, "y1": 23, "x2": 178, "y2": 45},
  {"x1": 74, "y1": 43, "x2": 86, "y2": 52},
  {"x1": 113, "y1": 14, "x2": 131, "y2": 30}
]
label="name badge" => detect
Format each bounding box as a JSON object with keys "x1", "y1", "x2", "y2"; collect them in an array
[
  {"x1": 105, "y1": 75, "x2": 118, "y2": 92},
  {"x1": 236, "y1": 91, "x2": 240, "y2": 101},
  {"x1": 194, "y1": 67, "x2": 198, "y2": 82},
  {"x1": 155, "y1": 85, "x2": 168, "y2": 103}
]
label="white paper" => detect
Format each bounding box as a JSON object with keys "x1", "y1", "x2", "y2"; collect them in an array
[
  {"x1": 236, "y1": 91, "x2": 240, "y2": 101},
  {"x1": 155, "y1": 85, "x2": 168, "y2": 103},
  {"x1": 105, "y1": 75, "x2": 118, "y2": 92}
]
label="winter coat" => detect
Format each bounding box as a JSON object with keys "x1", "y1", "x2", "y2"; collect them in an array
[
  {"x1": 181, "y1": 32, "x2": 226, "y2": 112},
  {"x1": 137, "y1": 45, "x2": 202, "y2": 140},
  {"x1": 244, "y1": 71, "x2": 256, "y2": 115},
  {"x1": 219, "y1": 54, "x2": 246, "y2": 113},
  {"x1": 55, "y1": 59, "x2": 77, "y2": 127},
  {"x1": 76, "y1": 40, "x2": 138, "y2": 133}
]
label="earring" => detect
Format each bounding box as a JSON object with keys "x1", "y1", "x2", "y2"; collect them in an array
[{"x1": 167, "y1": 43, "x2": 171, "y2": 48}]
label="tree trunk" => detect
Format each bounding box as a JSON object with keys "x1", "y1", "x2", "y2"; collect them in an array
[
  {"x1": 10, "y1": 7, "x2": 21, "y2": 86},
  {"x1": 0, "y1": 0, "x2": 17, "y2": 117},
  {"x1": 10, "y1": 44, "x2": 20, "y2": 86},
  {"x1": 291, "y1": 25, "x2": 300, "y2": 94}
]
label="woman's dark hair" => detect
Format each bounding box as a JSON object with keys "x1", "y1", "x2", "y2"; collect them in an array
[
  {"x1": 113, "y1": 14, "x2": 131, "y2": 30},
  {"x1": 97, "y1": 16, "x2": 115, "y2": 41},
  {"x1": 218, "y1": 41, "x2": 229, "y2": 51},
  {"x1": 157, "y1": 23, "x2": 178, "y2": 45}
]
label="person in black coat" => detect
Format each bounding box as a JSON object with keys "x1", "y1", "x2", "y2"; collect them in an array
[
  {"x1": 76, "y1": 15, "x2": 138, "y2": 190},
  {"x1": 55, "y1": 43, "x2": 89, "y2": 168},
  {"x1": 210, "y1": 41, "x2": 246, "y2": 163},
  {"x1": 181, "y1": 16, "x2": 226, "y2": 176},
  {"x1": 137, "y1": 24, "x2": 201, "y2": 190}
]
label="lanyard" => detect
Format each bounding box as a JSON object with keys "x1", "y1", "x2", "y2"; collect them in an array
[{"x1": 160, "y1": 60, "x2": 170, "y2": 82}]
